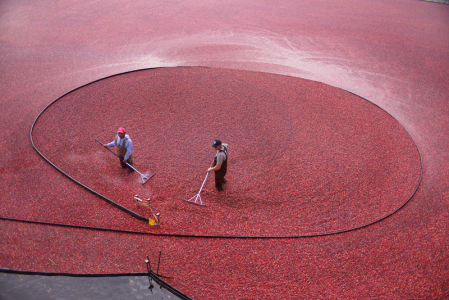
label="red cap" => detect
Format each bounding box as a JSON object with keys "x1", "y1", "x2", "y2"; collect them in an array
[{"x1": 117, "y1": 127, "x2": 126, "y2": 133}]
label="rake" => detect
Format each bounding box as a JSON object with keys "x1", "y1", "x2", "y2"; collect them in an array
[
  {"x1": 95, "y1": 138, "x2": 155, "y2": 185},
  {"x1": 182, "y1": 160, "x2": 215, "y2": 206}
]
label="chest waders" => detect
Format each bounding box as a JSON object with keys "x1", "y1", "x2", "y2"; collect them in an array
[
  {"x1": 115, "y1": 135, "x2": 133, "y2": 168},
  {"x1": 213, "y1": 145, "x2": 227, "y2": 189}
]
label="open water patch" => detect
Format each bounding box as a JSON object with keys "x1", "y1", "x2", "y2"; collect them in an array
[{"x1": 0, "y1": 272, "x2": 182, "y2": 300}]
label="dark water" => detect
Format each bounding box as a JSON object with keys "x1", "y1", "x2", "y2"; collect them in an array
[{"x1": 0, "y1": 273, "x2": 183, "y2": 300}]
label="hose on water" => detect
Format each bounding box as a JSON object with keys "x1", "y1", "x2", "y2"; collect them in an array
[
  {"x1": 21, "y1": 67, "x2": 423, "y2": 240},
  {"x1": 2, "y1": 68, "x2": 424, "y2": 300},
  {"x1": 22, "y1": 68, "x2": 423, "y2": 239}
]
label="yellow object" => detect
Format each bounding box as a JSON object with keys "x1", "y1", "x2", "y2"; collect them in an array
[{"x1": 148, "y1": 218, "x2": 156, "y2": 226}]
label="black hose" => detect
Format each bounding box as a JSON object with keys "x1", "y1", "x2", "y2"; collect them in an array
[
  {"x1": 25, "y1": 67, "x2": 423, "y2": 239},
  {"x1": 29, "y1": 71, "x2": 154, "y2": 224}
]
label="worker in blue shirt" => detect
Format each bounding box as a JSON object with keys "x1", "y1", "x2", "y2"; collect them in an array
[{"x1": 104, "y1": 127, "x2": 134, "y2": 171}]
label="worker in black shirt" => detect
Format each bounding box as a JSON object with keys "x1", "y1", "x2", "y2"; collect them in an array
[{"x1": 208, "y1": 139, "x2": 228, "y2": 191}]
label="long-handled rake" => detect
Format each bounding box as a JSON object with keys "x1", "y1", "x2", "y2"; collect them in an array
[
  {"x1": 95, "y1": 138, "x2": 155, "y2": 185},
  {"x1": 182, "y1": 160, "x2": 214, "y2": 206}
]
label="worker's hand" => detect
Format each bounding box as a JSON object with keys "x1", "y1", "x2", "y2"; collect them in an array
[
  {"x1": 103, "y1": 144, "x2": 107, "y2": 147},
  {"x1": 123, "y1": 160, "x2": 127, "y2": 164},
  {"x1": 208, "y1": 167, "x2": 213, "y2": 172}
]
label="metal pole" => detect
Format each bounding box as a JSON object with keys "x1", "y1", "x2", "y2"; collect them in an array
[{"x1": 157, "y1": 250, "x2": 162, "y2": 275}]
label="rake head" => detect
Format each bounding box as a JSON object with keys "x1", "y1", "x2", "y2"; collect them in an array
[
  {"x1": 182, "y1": 194, "x2": 207, "y2": 206},
  {"x1": 140, "y1": 173, "x2": 155, "y2": 185}
]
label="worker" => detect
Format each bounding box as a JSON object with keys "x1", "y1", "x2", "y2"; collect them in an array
[
  {"x1": 104, "y1": 127, "x2": 134, "y2": 172},
  {"x1": 208, "y1": 139, "x2": 228, "y2": 191}
]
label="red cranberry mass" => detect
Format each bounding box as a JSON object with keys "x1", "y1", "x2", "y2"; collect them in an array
[{"x1": 32, "y1": 67, "x2": 421, "y2": 237}]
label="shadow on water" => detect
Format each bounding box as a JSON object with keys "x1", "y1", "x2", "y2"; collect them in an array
[{"x1": 0, "y1": 273, "x2": 183, "y2": 300}]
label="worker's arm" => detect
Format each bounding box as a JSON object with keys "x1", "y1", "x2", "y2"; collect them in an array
[
  {"x1": 208, "y1": 164, "x2": 221, "y2": 172},
  {"x1": 208, "y1": 150, "x2": 226, "y2": 172},
  {"x1": 104, "y1": 140, "x2": 116, "y2": 147}
]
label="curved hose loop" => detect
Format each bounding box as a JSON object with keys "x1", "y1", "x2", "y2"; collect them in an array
[
  {"x1": 27, "y1": 67, "x2": 424, "y2": 239},
  {"x1": 29, "y1": 68, "x2": 165, "y2": 224},
  {"x1": 338, "y1": 90, "x2": 424, "y2": 233}
]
